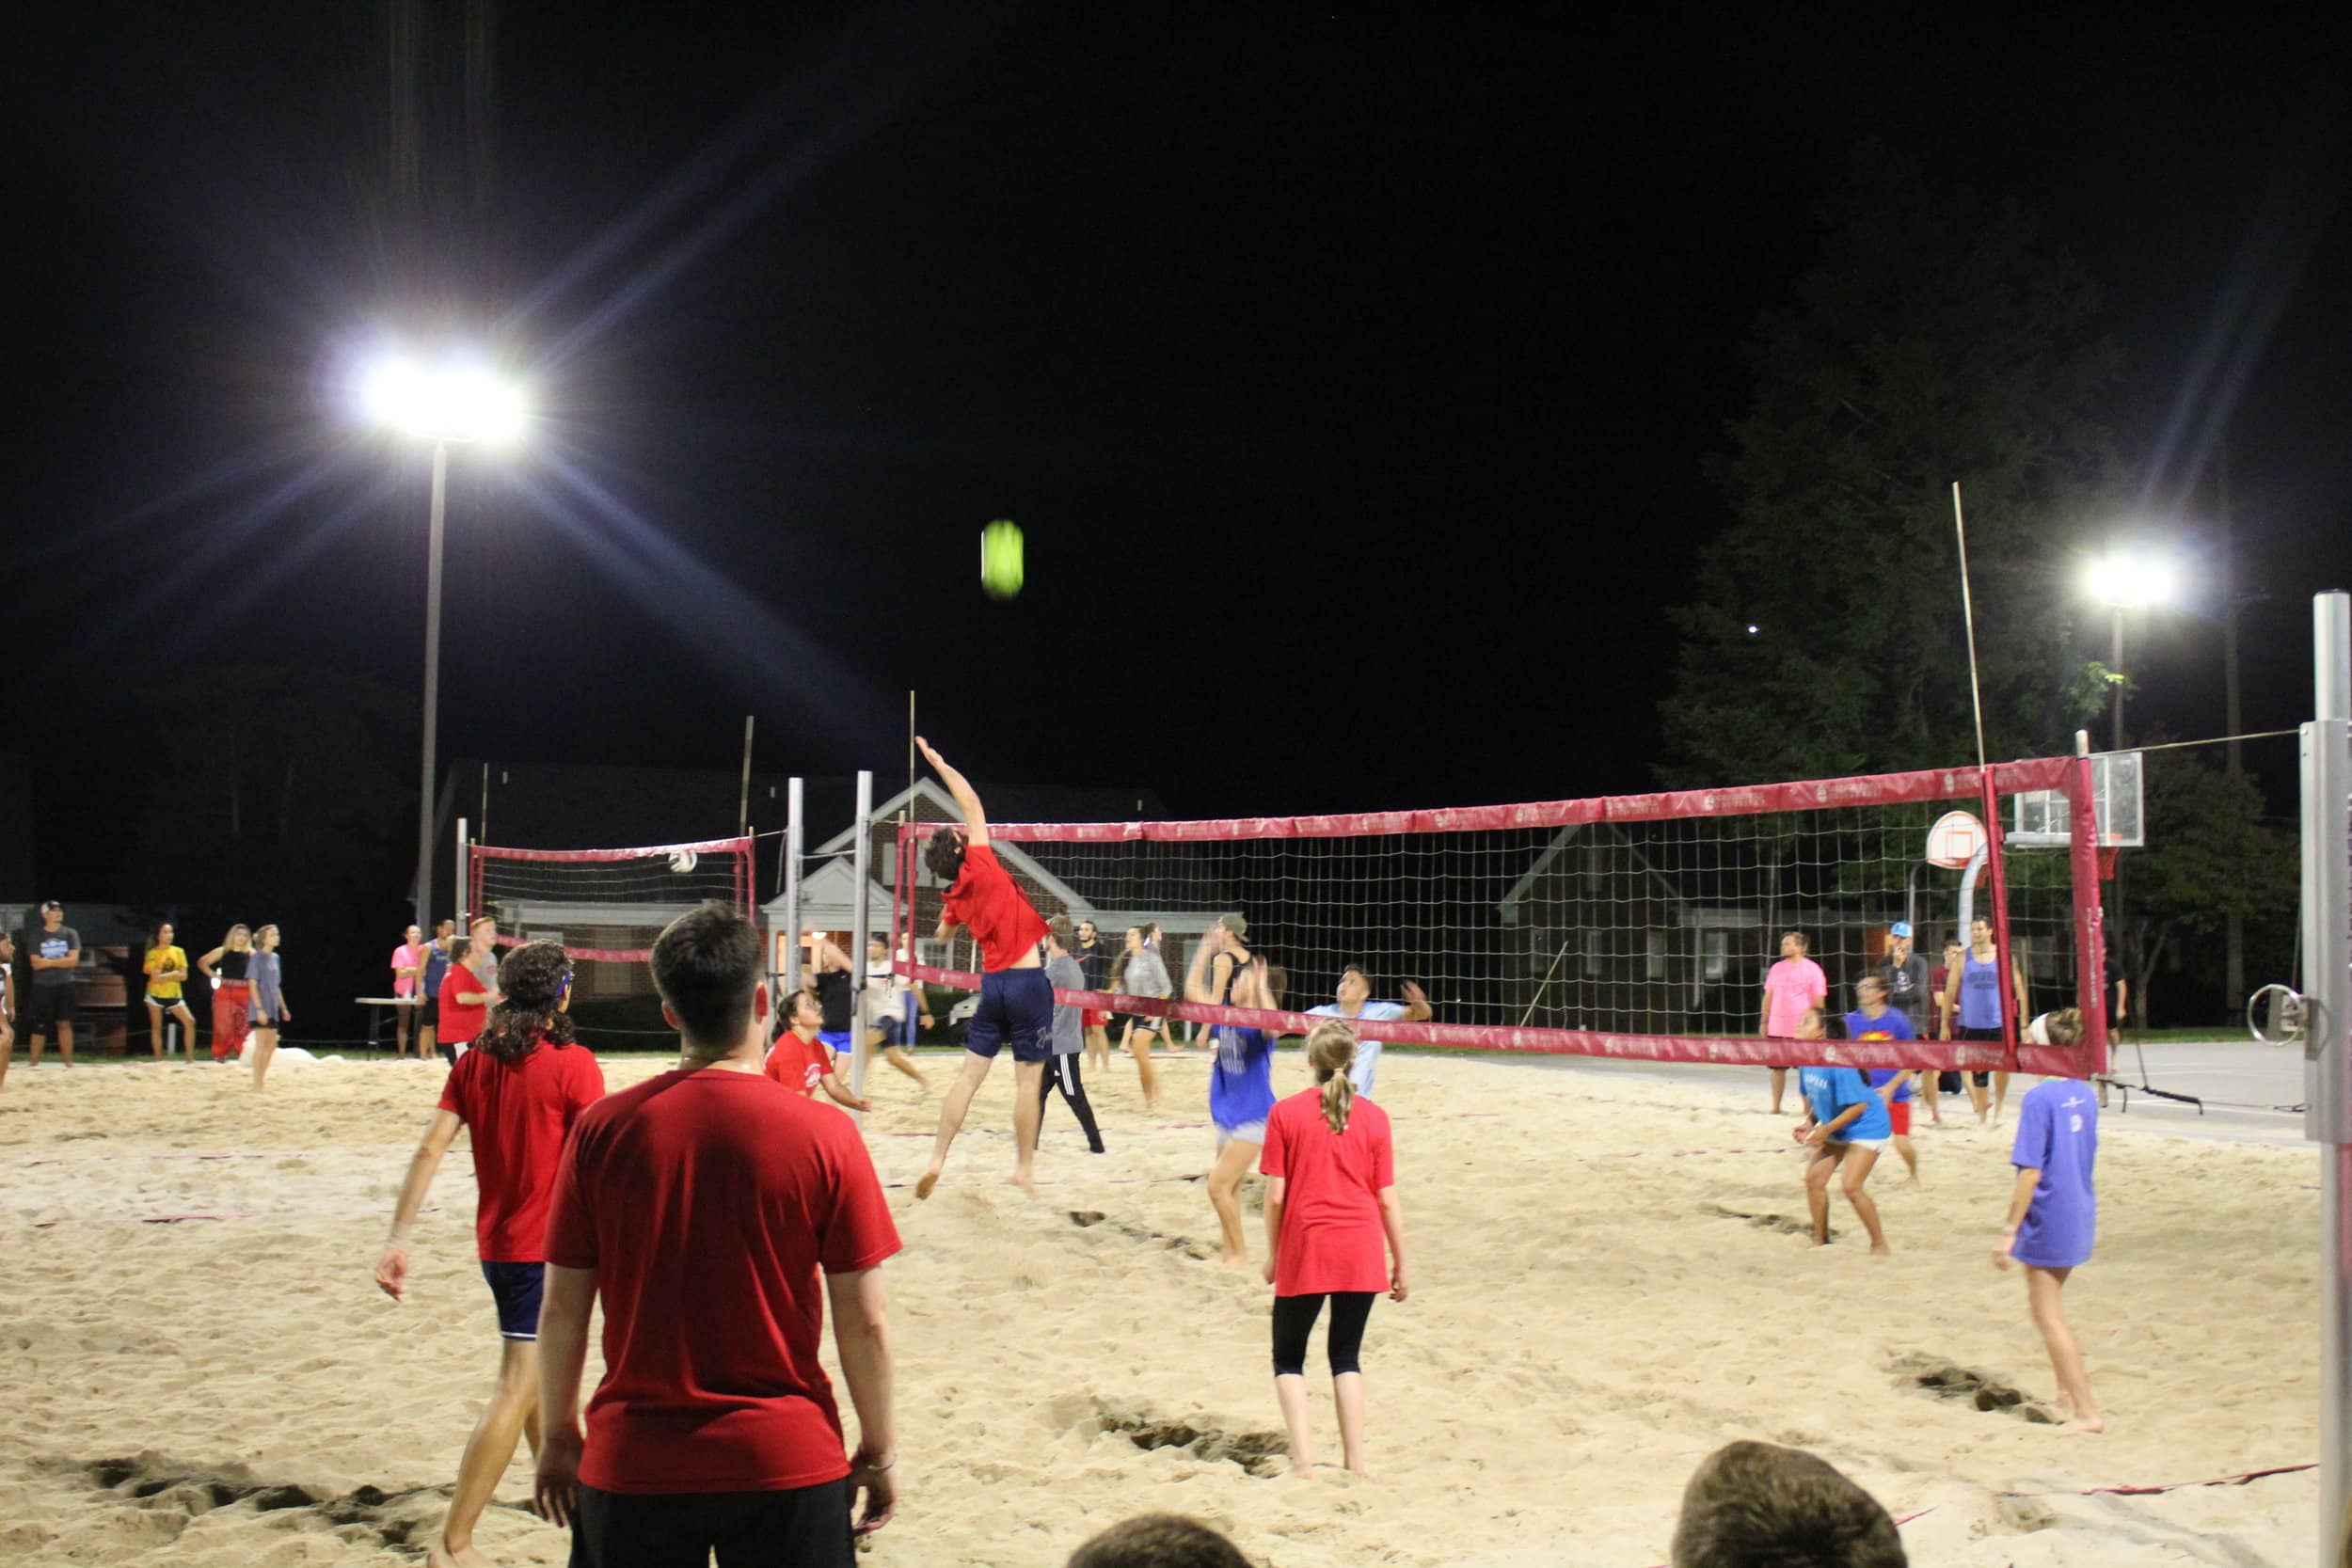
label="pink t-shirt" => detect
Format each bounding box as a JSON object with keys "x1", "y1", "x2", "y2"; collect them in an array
[
  {"x1": 390, "y1": 942, "x2": 425, "y2": 999},
  {"x1": 1763, "y1": 957, "x2": 1826, "y2": 1037}
]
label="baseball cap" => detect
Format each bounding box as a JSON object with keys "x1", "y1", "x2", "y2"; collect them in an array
[
  {"x1": 39, "y1": 899, "x2": 63, "y2": 913},
  {"x1": 1218, "y1": 912, "x2": 1248, "y2": 939},
  {"x1": 1889, "y1": 921, "x2": 1913, "y2": 939}
]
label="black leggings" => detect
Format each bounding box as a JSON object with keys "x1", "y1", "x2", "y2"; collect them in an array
[
  {"x1": 1038, "y1": 1052, "x2": 1104, "y2": 1153},
  {"x1": 1271, "y1": 1291, "x2": 1375, "y2": 1378}
]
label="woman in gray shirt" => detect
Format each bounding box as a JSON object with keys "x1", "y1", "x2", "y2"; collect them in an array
[
  {"x1": 247, "y1": 923, "x2": 291, "y2": 1091},
  {"x1": 1112, "y1": 924, "x2": 1174, "y2": 1110}
]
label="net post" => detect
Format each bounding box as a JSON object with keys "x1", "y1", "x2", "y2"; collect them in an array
[
  {"x1": 456, "y1": 816, "x2": 470, "y2": 931},
  {"x1": 1976, "y1": 767, "x2": 2021, "y2": 1072},
  {"x1": 2066, "y1": 730, "x2": 2109, "y2": 1079},
  {"x1": 848, "y1": 770, "x2": 874, "y2": 1119},
  {"x1": 781, "y1": 778, "x2": 803, "y2": 1004},
  {"x1": 2303, "y1": 590, "x2": 2352, "y2": 1568}
]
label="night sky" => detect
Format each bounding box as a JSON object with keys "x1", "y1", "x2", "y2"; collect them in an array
[{"x1": 13, "y1": 2, "x2": 2352, "y2": 901}]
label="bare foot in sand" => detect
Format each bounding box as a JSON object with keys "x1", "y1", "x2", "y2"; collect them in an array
[
  {"x1": 1279, "y1": 1464, "x2": 1314, "y2": 1481},
  {"x1": 1006, "y1": 1172, "x2": 1037, "y2": 1196},
  {"x1": 1869, "y1": 1243, "x2": 1892, "y2": 1256},
  {"x1": 914, "y1": 1166, "x2": 943, "y2": 1200},
  {"x1": 2060, "y1": 1415, "x2": 2106, "y2": 1434},
  {"x1": 1219, "y1": 1251, "x2": 1252, "y2": 1272},
  {"x1": 429, "y1": 1543, "x2": 494, "y2": 1568}
]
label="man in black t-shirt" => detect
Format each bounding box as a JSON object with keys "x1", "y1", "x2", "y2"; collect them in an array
[
  {"x1": 1073, "y1": 920, "x2": 1113, "y2": 1068},
  {"x1": 1872, "y1": 923, "x2": 1936, "y2": 1125}
]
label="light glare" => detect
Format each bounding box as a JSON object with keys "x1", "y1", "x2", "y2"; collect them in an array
[
  {"x1": 358, "y1": 356, "x2": 527, "y2": 444},
  {"x1": 2083, "y1": 552, "x2": 2177, "y2": 610}
]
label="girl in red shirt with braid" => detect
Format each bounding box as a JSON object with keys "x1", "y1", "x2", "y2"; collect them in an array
[{"x1": 1260, "y1": 1020, "x2": 1409, "y2": 1479}]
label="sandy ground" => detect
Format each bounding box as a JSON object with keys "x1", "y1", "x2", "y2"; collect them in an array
[{"x1": 0, "y1": 1044, "x2": 2320, "y2": 1567}]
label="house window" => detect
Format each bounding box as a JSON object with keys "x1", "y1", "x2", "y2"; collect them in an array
[
  {"x1": 1645, "y1": 930, "x2": 1667, "y2": 980},
  {"x1": 1583, "y1": 928, "x2": 1603, "y2": 978},
  {"x1": 1581, "y1": 845, "x2": 1606, "y2": 894},
  {"x1": 1702, "y1": 929, "x2": 1727, "y2": 982},
  {"x1": 1528, "y1": 927, "x2": 1551, "y2": 978}
]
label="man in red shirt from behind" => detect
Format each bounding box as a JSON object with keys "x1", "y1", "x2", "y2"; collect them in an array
[
  {"x1": 374, "y1": 941, "x2": 606, "y2": 1568},
  {"x1": 534, "y1": 903, "x2": 901, "y2": 1566},
  {"x1": 766, "y1": 987, "x2": 872, "y2": 1114},
  {"x1": 912, "y1": 735, "x2": 1056, "y2": 1200}
]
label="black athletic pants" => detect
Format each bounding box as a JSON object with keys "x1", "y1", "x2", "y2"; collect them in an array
[
  {"x1": 1037, "y1": 1051, "x2": 1104, "y2": 1152},
  {"x1": 1272, "y1": 1291, "x2": 1376, "y2": 1377},
  {"x1": 569, "y1": 1479, "x2": 852, "y2": 1568}
]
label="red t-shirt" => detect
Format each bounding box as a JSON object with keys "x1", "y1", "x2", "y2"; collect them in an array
[
  {"x1": 940, "y1": 842, "x2": 1049, "y2": 974},
  {"x1": 436, "y1": 1037, "x2": 606, "y2": 1261},
  {"x1": 763, "y1": 1031, "x2": 832, "y2": 1096},
  {"x1": 543, "y1": 1068, "x2": 902, "y2": 1495},
  {"x1": 1259, "y1": 1089, "x2": 1393, "y2": 1296},
  {"x1": 437, "y1": 962, "x2": 493, "y2": 1046}
]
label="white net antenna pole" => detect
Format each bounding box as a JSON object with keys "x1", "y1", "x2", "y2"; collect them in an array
[
  {"x1": 781, "y1": 778, "x2": 803, "y2": 1003},
  {"x1": 2305, "y1": 589, "x2": 2351, "y2": 1568},
  {"x1": 849, "y1": 769, "x2": 873, "y2": 1120},
  {"x1": 455, "y1": 816, "x2": 469, "y2": 929}
]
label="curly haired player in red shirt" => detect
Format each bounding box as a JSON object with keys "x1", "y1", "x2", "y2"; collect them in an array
[
  {"x1": 766, "y1": 987, "x2": 873, "y2": 1113},
  {"x1": 911, "y1": 736, "x2": 1055, "y2": 1199},
  {"x1": 374, "y1": 941, "x2": 606, "y2": 1568}
]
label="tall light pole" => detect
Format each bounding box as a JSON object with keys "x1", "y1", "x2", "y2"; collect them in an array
[
  {"x1": 359, "y1": 356, "x2": 526, "y2": 931},
  {"x1": 2083, "y1": 551, "x2": 2178, "y2": 751}
]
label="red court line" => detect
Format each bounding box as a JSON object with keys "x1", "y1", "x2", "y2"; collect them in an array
[{"x1": 1998, "y1": 1462, "x2": 2316, "y2": 1498}]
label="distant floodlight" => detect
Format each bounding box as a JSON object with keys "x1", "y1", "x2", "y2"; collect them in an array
[
  {"x1": 1745, "y1": 624, "x2": 1759, "y2": 635},
  {"x1": 2084, "y1": 552, "x2": 2176, "y2": 610},
  {"x1": 359, "y1": 355, "x2": 526, "y2": 444}
]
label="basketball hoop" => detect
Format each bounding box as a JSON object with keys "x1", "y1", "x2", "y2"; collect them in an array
[{"x1": 1925, "y1": 810, "x2": 1987, "y2": 871}]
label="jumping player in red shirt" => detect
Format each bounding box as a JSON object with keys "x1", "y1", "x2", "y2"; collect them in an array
[
  {"x1": 374, "y1": 941, "x2": 606, "y2": 1568},
  {"x1": 767, "y1": 987, "x2": 873, "y2": 1113},
  {"x1": 911, "y1": 736, "x2": 1054, "y2": 1199},
  {"x1": 533, "y1": 903, "x2": 901, "y2": 1564},
  {"x1": 1260, "y1": 1020, "x2": 1409, "y2": 1479}
]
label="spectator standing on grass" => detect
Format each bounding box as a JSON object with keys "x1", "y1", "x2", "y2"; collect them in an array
[
  {"x1": 533, "y1": 903, "x2": 901, "y2": 1565},
  {"x1": 25, "y1": 900, "x2": 81, "y2": 1069}
]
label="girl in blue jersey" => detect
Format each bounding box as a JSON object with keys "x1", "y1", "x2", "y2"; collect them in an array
[
  {"x1": 1942, "y1": 916, "x2": 2028, "y2": 1128},
  {"x1": 1790, "y1": 1008, "x2": 1893, "y2": 1254},
  {"x1": 1190, "y1": 941, "x2": 1278, "y2": 1267}
]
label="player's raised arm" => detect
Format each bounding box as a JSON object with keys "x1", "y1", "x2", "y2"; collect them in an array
[
  {"x1": 914, "y1": 736, "x2": 989, "y2": 848},
  {"x1": 1185, "y1": 928, "x2": 1222, "y2": 1004}
]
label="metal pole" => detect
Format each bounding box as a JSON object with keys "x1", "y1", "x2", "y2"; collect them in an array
[
  {"x1": 2303, "y1": 590, "x2": 2351, "y2": 1568},
  {"x1": 781, "y1": 777, "x2": 803, "y2": 1005},
  {"x1": 2222, "y1": 440, "x2": 2247, "y2": 1013},
  {"x1": 455, "y1": 816, "x2": 469, "y2": 932},
  {"x1": 2111, "y1": 605, "x2": 2126, "y2": 753},
  {"x1": 849, "y1": 770, "x2": 874, "y2": 1117},
  {"x1": 737, "y1": 715, "x2": 755, "y2": 837},
  {"x1": 415, "y1": 439, "x2": 449, "y2": 931}
]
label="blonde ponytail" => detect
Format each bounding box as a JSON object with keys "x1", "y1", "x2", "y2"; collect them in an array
[{"x1": 1306, "y1": 1020, "x2": 1359, "y2": 1133}]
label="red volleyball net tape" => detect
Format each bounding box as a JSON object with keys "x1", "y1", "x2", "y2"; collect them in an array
[{"x1": 894, "y1": 757, "x2": 2109, "y2": 1077}]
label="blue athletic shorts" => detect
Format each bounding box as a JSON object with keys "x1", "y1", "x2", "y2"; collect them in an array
[
  {"x1": 482, "y1": 1260, "x2": 546, "y2": 1340},
  {"x1": 967, "y1": 969, "x2": 1053, "y2": 1064},
  {"x1": 818, "y1": 1029, "x2": 854, "y2": 1057}
]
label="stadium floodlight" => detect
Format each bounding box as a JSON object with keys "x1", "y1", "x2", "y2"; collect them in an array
[
  {"x1": 354, "y1": 346, "x2": 528, "y2": 932},
  {"x1": 359, "y1": 356, "x2": 527, "y2": 445},
  {"x1": 2082, "y1": 547, "x2": 2177, "y2": 750},
  {"x1": 2082, "y1": 550, "x2": 2177, "y2": 610}
]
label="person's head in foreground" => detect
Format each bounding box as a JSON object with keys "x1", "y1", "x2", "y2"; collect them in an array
[
  {"x1": 651, "y1": 902, "x2": 764, "y2": 1056},
  {"x1": 1046, "y1": 913, "x2": 1074, "y2": 957},
  {"x1": 1067, "y1": 1513, "x2": 1252, "y2": 1568},
  {"x1": 478, "y1": 940, "x2": 577, "y2": 1059},
  {"x1": 1853, "y1": 975, "x2": 1888, "y2": 1013},
  {"x1": 1671, "y1": 1440, "x2": 1907, "y2": 1568}
]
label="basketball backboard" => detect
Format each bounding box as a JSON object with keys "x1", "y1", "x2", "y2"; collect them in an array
[{"x1": 2012, "y1": 751, "x2": 2143, "y2": 847}]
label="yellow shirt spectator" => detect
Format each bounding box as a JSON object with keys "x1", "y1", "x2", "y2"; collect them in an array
[{"x1": 146, "y1": 944, "x2": 189, "y2": 1002}]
